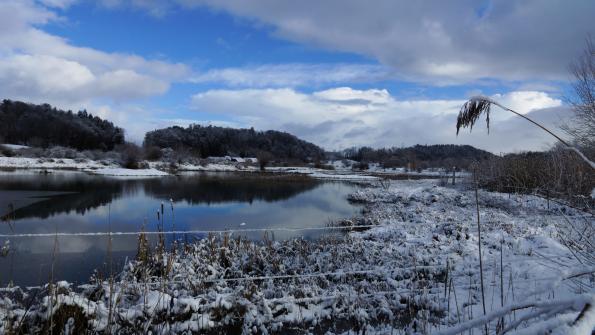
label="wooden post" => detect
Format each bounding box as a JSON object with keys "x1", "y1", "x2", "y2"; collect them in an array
[
  {"x1": 452, "y1": 166, "x2": 456, "y2": 185},
  {"x1": 473, "y1": 168, "x2": 488, "y2": 335}
]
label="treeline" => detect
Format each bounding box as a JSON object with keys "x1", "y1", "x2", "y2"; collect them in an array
[
  {"x1": 0, "y1": 100, "x2": 124, "y2": 150},
  {"x1": 337, "y1": 144, "x2": 494, "y2": 169},
  {"x1": 1, "y1": 100, "x2": 498, "y2": 169},
  {"x1": 144, "y1": 125, "x2": 325, "y2": 162}
]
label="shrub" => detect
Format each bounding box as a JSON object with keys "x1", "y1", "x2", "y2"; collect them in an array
[
  {"x1": 20, "y1": 147, "x2": 44, "y2": 158},
  {"x1": 478, "y1": 145, "x2": 594, "y2": 203},
  {"x1": 0, "y1": 145, "x2": 15, "y2": 157},
  {"x1": 144, "y1": 146, "x2": 163, "y2": 161},
  {"x1": 256, "y1": 152, "x2": 273, "y2": 171},
  {"x1": 118, "y1": 143, "x2": 143, "y2": 169},
  {"x1": 353, "y1": 161, "x2": 369, "y2": 170},
  {"x1": 314, "y1": 161, "x2": 335, "y2": 170}
]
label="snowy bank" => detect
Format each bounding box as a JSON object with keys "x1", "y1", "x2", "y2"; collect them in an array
[
  {"x1": 0, "y1": 156, "x2": 118, "y2": 170},
  {"x1": 1, "y1": 155, "x2": 454, "y2": 182},
  {"x1": 87, "y1": 167, "x2": 170, "y2": 177}
]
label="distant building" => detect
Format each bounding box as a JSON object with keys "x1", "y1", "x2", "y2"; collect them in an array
[{"x1": 207, "y1": 156, "x2": 258, "y2": 164}]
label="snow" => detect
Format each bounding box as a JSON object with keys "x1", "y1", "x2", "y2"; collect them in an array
[
  {"x1": 88, "y1": 168, "x2": 171, "y2": 177},
  {"x1": 171, "y1": 162, "x2": 252, "y2": 172},
  {"x1": 0, "y1": 156, "x2": 118, "y2": 170},
  {"x1": 308, "y1": 171, "x2": 379, "y2": 180},
  {"x1": 0, "y1": 144, "x2": 30, "y2": 150}
]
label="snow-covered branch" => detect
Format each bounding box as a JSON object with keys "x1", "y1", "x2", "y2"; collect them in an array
[{"x1": 437, "y1": 294, "x2": 594, "y2": 335}]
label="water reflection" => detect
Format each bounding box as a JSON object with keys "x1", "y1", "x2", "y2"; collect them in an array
[
  {"x1": 0, "y1": 172, "x2": 321, "y2": 220},
  {"x1": 0, "y1": 171, "x2": 360, "y2": 286}
]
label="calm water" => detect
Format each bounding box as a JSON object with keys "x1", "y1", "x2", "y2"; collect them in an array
[{"x1": 0, "y1": 171, "x2": 361, "y2": 286}]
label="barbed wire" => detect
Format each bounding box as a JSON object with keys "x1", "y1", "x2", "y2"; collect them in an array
[
  {"x1": 0, "y1": 224, "x2": 383, "y2": 238},
  {"x1": 2, "y1": 259, "x2": 589, "y2": 293},
  {"x1": 0, "y1": 265, "x2": 440, "y2": 291}
]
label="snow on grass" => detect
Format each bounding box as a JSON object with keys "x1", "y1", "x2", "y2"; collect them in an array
[
  {"x1": 0, "y1": 156, "x2": 118, "y2": 170},
  {"x1": 0, "y1": 178, "x2": 592, "y2": 333}
]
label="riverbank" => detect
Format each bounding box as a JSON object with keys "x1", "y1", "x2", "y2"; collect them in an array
[
  {"x1": 0, "y1": 156, "x2": 453, "y2": 181},
  {"x1": 0, "y1": 178, "x2": 591, "y2": 333}
]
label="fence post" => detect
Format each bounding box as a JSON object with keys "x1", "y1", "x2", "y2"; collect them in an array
[{"x1": 452, "y1": 166, "x2": 456, "y2": 185}]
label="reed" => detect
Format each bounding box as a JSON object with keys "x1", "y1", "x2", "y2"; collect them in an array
[{"x1": 456, "y1": 96, "x2": 595, "y2": 169}]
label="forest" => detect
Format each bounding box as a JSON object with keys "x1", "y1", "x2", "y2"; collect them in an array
[
  {"x1": 0, "y1": 99, "x2": 124, "y2": 151},
  {"x1": 144, "y1": 124, "x2": 325, "y2": 162},
  {"x1": 0, "y1": 100, "x2": 500, "y2": 169}
]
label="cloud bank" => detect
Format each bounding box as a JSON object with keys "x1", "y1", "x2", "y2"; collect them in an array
[
  {"x1": 180, "y1": 0, "x2": 594, "y2": 84},
  {"x1": 191, "y1": 88, "x2": 566, "y2": 152},
  {"x1": 0, "y1": 0, "x2": 188, "y2": 108}
]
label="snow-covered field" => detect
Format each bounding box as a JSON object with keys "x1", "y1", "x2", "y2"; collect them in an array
[
  {"x1": 87, "y1": 167, "x2": 170, "y2": 177},
  {"x1": 0, "y1": 179, "x2": 592, "y2": 333},
  {"x1": 0, "y1": 156, "x2": 387, "y2": 180}
]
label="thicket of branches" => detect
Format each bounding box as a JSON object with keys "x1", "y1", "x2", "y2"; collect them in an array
[
  {"x1": 468, "y1": 39, "x2": 595, "y2": 203},
  {"x1": 339, "y1": 144, "x2": 494, "y2": 170},
  {"x1": 562, "y1": 38, "x2": 595, "y2": 149},
  {"x1": 0, "y1": 100, "x2": 124, "y2": 151},
  {"x1": 477, "y1": 146, "x2": 594, "y2": 202},
  {"x1": 144, "y1": 125, "x2": 325, "y2": 162}
]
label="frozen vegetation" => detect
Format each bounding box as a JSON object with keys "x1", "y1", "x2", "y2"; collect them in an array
[{"x1": 0, "y1": 178, "x2": 592, "y2": 334}]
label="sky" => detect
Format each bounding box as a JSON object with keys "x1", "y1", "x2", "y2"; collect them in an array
[{"x1": 0, "y1": 0, "x2": 593, "y2": 153}]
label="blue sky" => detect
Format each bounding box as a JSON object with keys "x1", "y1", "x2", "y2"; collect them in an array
[{"x1": 0, "y1": 0, "x2": 593, "y2": 152}]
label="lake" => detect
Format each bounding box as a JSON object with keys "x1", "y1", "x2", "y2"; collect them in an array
[{"x1": 0, "y1": 171, "x2": 362, "y2": 287}]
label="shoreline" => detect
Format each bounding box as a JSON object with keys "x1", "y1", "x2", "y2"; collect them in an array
[{"x1": 0, "y1": 156, "x2": 455, "y2": 181}]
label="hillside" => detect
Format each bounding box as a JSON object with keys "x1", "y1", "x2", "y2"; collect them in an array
[
  {"x1": 144, "y1": 125, "x2": 325, "y2": 161},
  {"x1": 0, "y1": 100, "x2": 124, "y2": 151}
]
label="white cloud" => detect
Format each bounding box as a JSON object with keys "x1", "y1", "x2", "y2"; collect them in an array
[
  {"x1": 178, "y1": 0, "x2": 595, "y2": 84},
  {"x1": 492, "y1": 91, "x2": 562, "y2": 115},
  {"x1": 0, "y1": 54, "x2": 170, "y2": 106},
  {"x1": 0, "y1": 0, "x2": 188, "y2": 107},
  {"x1": 95, "y1": 70, "x2": 169, "y2": 99},
  {"x1": 191, "y1": 63, "x2": 393, "y2": 87},
  {"x1": 313, "y1": 87, "x2": 391, "y2": 105},
  {"x1": 0, "y1": 54, "x2": 94, "y2": 97},
  {"x1": 190, "y1": 87, "x2": 568, "y2": 152}
]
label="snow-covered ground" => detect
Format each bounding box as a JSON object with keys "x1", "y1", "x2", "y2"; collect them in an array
[
  {"x1": 0, "y1": 156, "x2": 119, "y2": 170},
  {"x1": 0, "y1": 179, "x2": 592, "y2": 333},
  {"x1": 87, "y1": 167, "x2": 170, "y2": 177},
  {"x1": 0, "y1": 156, "x2": 386, "y2": 180},
  {"x1": 0, "y1": 144, "x2": 30, "y2": 150}
]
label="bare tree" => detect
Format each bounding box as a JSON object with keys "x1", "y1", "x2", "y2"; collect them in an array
[{"x1": 562, "y1": 37, "x2": 595, "y2": 151}]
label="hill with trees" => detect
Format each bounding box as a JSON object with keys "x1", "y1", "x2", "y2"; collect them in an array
[
  {"x1": 144, "y1": 125, "x2": 325, "y2": 162},
  {"x1": 0, "y1": 100, "x2": 124, "y2": 151},
  {"x1": 0, "y1": 99, "x2": 496, "y2": 168}
]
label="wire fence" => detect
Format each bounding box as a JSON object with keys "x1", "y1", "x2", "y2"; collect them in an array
[{"x1": 0, "y1": 224, "x2": 382, "y2": 238}]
